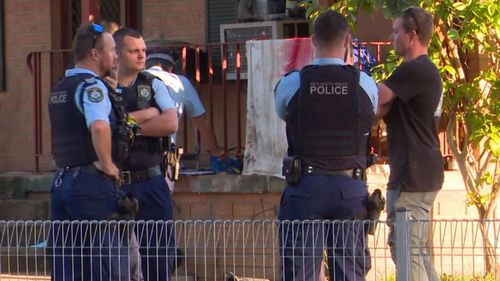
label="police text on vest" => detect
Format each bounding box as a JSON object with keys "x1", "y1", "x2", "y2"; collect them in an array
[
  {"x1": 309, "y1": 82, "x2": 349, "y2": 95},
  {"x1": 49, "y1": 91, "x2": 67, "y2": 104}
]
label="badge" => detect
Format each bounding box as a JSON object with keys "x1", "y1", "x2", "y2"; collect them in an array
[
  {"x1": 137, "y1": 85, "x2": 151, "y2": 101},
  {"x1": 86, "y1": 87, "x2": 104, "y2": 103}
]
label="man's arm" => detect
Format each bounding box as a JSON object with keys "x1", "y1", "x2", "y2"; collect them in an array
[
  {"x1": 274, "y1": 71, "x2": 300, "y2": 120},
  {"x1": 375, "y1": 83, "x2": 396, "y2": 119},
  {"x1": 128, "y1": 107, "x2": 160, "y2": 124},
  {"x1": 136, "y1": 108, "x2": 178, "y2": 137},
  {"x1": 90, "y1": 120, "x2": 119, "y2": 180},
  {"x1": 191, "y1": 113, "x2": 224, "y2": 156},
  {"x1": 79, "y1": 81, "x2": 119, "y2": 180}
]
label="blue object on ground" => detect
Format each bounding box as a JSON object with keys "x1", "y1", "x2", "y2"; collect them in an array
[{"x1": 210, "y1": 156, "x2": 242, "y2": 174}]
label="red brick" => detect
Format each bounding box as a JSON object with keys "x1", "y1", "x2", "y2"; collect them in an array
[
  {"x1": 142, "y1": 0, "x2": 206, "y2": 44},
  {"x1": 0, "y1": 0, "x2": 52, "y2": 171}
]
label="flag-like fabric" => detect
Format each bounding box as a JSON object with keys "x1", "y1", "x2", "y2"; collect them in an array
[{"x1": 243, "y1": 38, "x2": 314, "y2": 177}]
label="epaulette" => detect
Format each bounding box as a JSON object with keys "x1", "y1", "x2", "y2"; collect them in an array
[
  {"x1": 361, "y1": 69, "x2": 373, "y2": 77},
  {"x1": 84, "y1": 77, "x2": 98, "y2": 85},
  {"x1": 342, "y1": 64, "x2": 361, "y2": 76},
  {"x1": 284, "y1": 69, "x2": 299, "y2": 77},
  {"x1": 138, "y1": 70, "x2": 156, "y2": 83},
  {"x1": 274, "y1": 69, "x2": 299, "y2": 94}
]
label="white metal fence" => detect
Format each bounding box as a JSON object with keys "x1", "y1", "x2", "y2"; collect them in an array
[{"x1": 1, "y1": 215, "x2": 499, "y2": 280}]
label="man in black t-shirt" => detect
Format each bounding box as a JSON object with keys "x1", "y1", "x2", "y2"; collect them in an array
[{"x1": 377, "y1": 7, "x2": 443, "y2": 281}]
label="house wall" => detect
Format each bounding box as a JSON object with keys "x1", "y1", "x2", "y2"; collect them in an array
[
  {"x1": 2, "y1": 1, "x2": 485, "y2": 173},
  {"x1": 0, "y1": 0, "x2": 59, "y2": 172},
  {"x1": 142, "y1": 0, "x2": 207, "y2": 44}
]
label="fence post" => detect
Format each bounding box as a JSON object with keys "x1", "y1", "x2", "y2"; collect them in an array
[{"x1": 396, "y1": 207, "x2": 411, "y2": 281}]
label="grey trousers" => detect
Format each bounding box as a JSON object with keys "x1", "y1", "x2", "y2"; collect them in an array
[{"x1": 386, "y1": 188, "x2": 440, "y2": 281}]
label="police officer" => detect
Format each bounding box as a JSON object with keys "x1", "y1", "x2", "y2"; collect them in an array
[
  {"x1": 274, "y1": 10, "x2": 378, "y2": 281},
  {"x1": 48, "y1": 23, "x2": 133, "y2": 281},
  {"x1": 144, "y1": 47, "x2": 240, "y2": 179},
  {"x1": 113, "y1": 28, "x2": 178, "y2": 281}
]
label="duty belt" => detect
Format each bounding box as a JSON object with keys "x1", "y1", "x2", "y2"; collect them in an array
[
  {"x1": 66, "y1": 164, "x2": 116, "y2": 182},
  {"x1": 302, "y1": 165, "x2": 365, "y2": 180},
  {"x1": 120, "y1": 165, "x2": 162, "y2": 185}
]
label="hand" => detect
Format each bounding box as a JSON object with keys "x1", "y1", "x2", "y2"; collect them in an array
[
  {"x1": 94, "y1": 161, "x2": 120, "y2": 182},
  {"x1": 103, "y1": 67, "x2": 118, "y2": 90}
]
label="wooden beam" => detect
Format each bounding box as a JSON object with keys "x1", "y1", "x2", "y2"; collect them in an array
[{"x1": 81, "y1": 0, "x2": 100, "y2": 23}]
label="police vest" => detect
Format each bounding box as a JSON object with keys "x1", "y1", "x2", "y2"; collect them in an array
[
  {"x1": 120, "y1": 71, "x2": 163, "y2": 170},
  {"x1": 286, "y1": 64, "x2": 375, "y2": 170},
  {"x1": 49, "y1": 73, "x2": 126, "y2": 168}
]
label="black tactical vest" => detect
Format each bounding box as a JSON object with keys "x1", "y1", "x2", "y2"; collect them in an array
[
  {"x1": 120, "y1": 71, "x2": 163, "y2": 170},
  {"x1": 286, "y1": 64, "x2": 374, "y2": 170},
  {"x1": 49, "y1": 73, "x2": 126, "y2": 168}
]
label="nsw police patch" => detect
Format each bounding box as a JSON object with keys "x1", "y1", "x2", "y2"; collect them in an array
[
  {"x1": 86, "y1": 87, "x2": 104, "y2": 103},
  {"x1": 137, "y1": 85, "x2": 151, "y2": 100}
]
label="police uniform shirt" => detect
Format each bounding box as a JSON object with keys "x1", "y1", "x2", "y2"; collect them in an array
[
  {"x1": 151, "y1": 77, "x2": 177, "y2": 111},
  {"x1": 146, "y1": 66, "x2": 206, "y2": 118},
  {"x1": 67, "y1": 68, "x2": 112, "y2": 127},
  {"x1": 117, "y1": 75, "x2": 177, "y2": 112},
  {"x1": 274, "y1": 58, "x2": 378, "y2": 121}
]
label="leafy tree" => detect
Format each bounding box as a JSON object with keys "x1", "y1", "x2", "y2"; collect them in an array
[
  {"x1": 425, "y1": 0, "x2": 499, "y2": 275},
  {"x1": 304, "y1": 0, "x2": 499, "y2": 275}
]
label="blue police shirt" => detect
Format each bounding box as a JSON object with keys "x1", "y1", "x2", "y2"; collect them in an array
[
  {"x1": 68, "y1": 68, "x2": 112, "y2": 128},
  {"x1": 274, "y1": 58, "x2": 378, "y2": 121},
  {"x1": 151, "y1": 78, "x2": 177, "y2": 111},
  {"x1": 146, "y1": 66, "x2": 206, "y2": 118}
]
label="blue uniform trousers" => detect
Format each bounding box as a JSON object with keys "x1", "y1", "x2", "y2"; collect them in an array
[
  {"x1": 278, "y1": 175, "x2": 371, "y2": 281},
  {"x1": 50, "y1": 168, "x2": 132, "y2": 281},
  {"x1": 121, "y1": 175, "x2": 175, "y2": 281}
]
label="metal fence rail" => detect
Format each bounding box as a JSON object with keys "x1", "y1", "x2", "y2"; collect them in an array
[
  {"x1": 26, "y1": 41, "x2": 401, "y2": 173},
  {"x1": 1, "y1": 217, "x2": 499, "y2": 280}
]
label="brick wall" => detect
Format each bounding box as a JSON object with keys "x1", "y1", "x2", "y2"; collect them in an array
[
  {"x1": 142, "y1": 0, "x2": 206, "y2": 44},
  {"x1": 0, "y1": 0, "x2": 55, "y2": 172}
]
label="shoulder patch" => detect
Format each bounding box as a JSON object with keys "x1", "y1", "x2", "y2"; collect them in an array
[{"x1": 86, "y1": 87, "x2": 104, "y2": 103}]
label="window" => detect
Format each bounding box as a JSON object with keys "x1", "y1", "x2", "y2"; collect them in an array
[{"x1": 207, "y1": 0, "x2": 238, "y2": 63}]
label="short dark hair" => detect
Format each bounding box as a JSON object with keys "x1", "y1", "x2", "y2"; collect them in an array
[
  {"x1": 72, "y1": 23, "x2": 106, "y2": 62},
  {"x1": 401, "y1": 6, "x2": 433, "y2": 45},
  {"x1": 113, "y1": 28, "x2": 143, "y2": 50},
  {"x1": 313, "y1": 10, "x2": 349, "y2": 46}
]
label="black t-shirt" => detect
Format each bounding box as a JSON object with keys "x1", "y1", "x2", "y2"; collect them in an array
[{"x1": 384, "y1": 55, "x2": 444, "y2": 192}]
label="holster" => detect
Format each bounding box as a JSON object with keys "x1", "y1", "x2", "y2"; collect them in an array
[
  {"x1": 282, "y1": 156, "x2": 302, "y2": 185},
  {"x1": 366, "y1": 188, "x2": 385, "y2": 235},
  {"x1": 109, "y1": 193, "x2": 139, "y2": 221},
  {"x1": 165, "y1": 145, "x2": 184, "y2": 181},
  {"x1": 111, "y1": 121, "x2": 133, "y2": 166}
]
